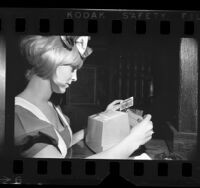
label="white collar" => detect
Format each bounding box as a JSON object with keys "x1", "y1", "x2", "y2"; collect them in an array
[{"x1": 15, "y1": 96, "x2": 51, "y2": 124}]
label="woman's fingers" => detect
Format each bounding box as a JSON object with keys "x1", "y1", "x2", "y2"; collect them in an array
[
  {"x1": 143, "y1": 114, "x2": 152, "y2": 121},
  {"x1": 129, "y1": 113, "x2": 154, "y2": 146},
  {"x1": 112, "y1": 99, "x2": 123, "y2": 105},
  {"x1": 111, "y1": 100, "x2": 123, "y2": 110},
  {"x1": 146, "y1": 130, "x2": 154, "y2": 137},
  {"x1": 148, "y1": 121, "x2": 153, "y2": 129},
  {"x1": 146, "y1": 135, "x2": 152, "y2": 142},
  {"x1": 110, "y1": 99, "x2": 123, "y2": 105},
  {"x1": 138, "y1": 114, "x2": 152, "y2": 126},
  {"x1": 106, "y1": 99, "x2": 123, "y2": 111},
  {"x1": 113, "y1": 105, "x2": 121, "y2": 111}
]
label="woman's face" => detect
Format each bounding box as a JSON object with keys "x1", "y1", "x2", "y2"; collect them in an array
[{"x1": 51, "y1": 64, "x2": 77, "y2": 94}]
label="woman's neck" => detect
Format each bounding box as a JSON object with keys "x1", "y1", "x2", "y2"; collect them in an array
[{"x1": 18, "y1": 75, "x2": 52, "y2": 105}]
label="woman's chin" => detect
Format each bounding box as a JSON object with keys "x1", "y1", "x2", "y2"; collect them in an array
[
  {"x1": 53, "y1": 86, "x2": 68, "y2": 94},
  {"x1": 60, "y1": 86, "x2": 68, "y2": 93},
  {"x1": 51, "y1": 82, "x2": 70, "y2": 94}
]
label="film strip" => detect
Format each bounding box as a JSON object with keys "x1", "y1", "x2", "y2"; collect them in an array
[{"x1": 0, "y1": 8, "x2": 200, "y2": 186}]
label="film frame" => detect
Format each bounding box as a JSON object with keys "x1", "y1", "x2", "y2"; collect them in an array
[{"x1": 0, "y1": 8, "x2": 200, "y2": 186}]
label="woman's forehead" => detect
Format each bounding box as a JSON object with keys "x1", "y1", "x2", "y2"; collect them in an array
[{"x1": 61, "y1": 59, "x2": 83, "y2": 68}]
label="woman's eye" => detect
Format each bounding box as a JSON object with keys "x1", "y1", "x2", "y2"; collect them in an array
[
  {"x1": 71, "y1": 66, "x2": 77, "y2": 72},
  {"x1": 61, "y1": 64, "x2": 76, "y2": 71}
]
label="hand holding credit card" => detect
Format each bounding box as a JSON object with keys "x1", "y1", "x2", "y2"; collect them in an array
[{"x1": 119, "y1": 96, "x2": 134, "y2": 111}]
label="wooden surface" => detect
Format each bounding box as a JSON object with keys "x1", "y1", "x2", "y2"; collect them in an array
[
  {"x1": 179, "y1": 38, "x2": 198, "y2": 133},
  {"x1": 145, "y1": 138, "x2": 170, "y2": 159},
  {"x1": 0, "y1": 36, "x2": 6, "y2": 150}
]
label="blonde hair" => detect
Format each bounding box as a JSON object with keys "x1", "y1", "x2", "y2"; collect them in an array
[{"x1": 20, "y1": 35, "x2": 84, "y2": 81}]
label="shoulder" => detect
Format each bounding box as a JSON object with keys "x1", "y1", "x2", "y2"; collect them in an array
[
  {"x1": 14, "y1": 105, "x2": 62, "y2": 157},
  {"x1": 15, "y1": 105, "x2": 53, "y2": 136}
]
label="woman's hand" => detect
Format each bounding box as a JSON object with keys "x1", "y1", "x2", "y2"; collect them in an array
[
  {"x1": 87, "y1": 114, "x2": 154, "y2": 159},
  {"x1": 105, "y1": 99, "x2": 123, "y2": 111},
  {"x1": 129, "y1": 114, "x2": 154, "y2": 147},
  {"x1": 127, "y1": 109, "x2": 143, "y2": 129}
]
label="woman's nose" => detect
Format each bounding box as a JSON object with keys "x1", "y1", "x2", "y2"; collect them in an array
[{"x1": 71, "y1": 70, "x2": 77, "y2": 82}]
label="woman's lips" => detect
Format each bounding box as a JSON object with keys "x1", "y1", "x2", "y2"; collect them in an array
[{"x1": 65, "y1": 83, "x2": 70, "y2": 87}]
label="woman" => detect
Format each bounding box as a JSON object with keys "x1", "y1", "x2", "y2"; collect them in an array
[{"x1": 14, "y1": 35, "x2": 153, "y2": 159}]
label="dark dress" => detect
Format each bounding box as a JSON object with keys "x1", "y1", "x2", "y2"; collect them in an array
[{"x1": 14, "y1": 97, "x2": 72, "y2": 158}]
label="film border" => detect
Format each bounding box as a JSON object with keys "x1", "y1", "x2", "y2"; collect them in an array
[{"x1": 0, "y1": 8, "x2": 200, "y2": 186}]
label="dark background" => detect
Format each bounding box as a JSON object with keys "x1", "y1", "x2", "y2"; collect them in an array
[{"x1": 11, "y1": 35, "x2": 179, "y2": 138}]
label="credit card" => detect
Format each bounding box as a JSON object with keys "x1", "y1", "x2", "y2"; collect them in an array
[{"x1": 120, "y1": 96, "x2": 134, "y2": 111}]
